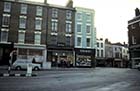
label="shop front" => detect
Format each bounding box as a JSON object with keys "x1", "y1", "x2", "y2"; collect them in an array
[
  {"x1": 47, "y1": 47, "x2": 74, "y2": 67},
  {"x1": 75, "y1": 48, "x2": 96, "y2": 68}
]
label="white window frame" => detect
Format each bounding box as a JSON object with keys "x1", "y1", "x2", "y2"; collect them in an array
[
  {"x1": 52, "y1": 8, "x2": 58, "y2": 18},
  {"x1": 36, "y1": 6, "x2": 42, "y2": 16},
  {"x1": 86, "y1": 37, "x2": 91, "y2": 47},
  {"x1": 86, "y1": 13, "x2": 91, "y2": 22},
  {"x1": 18, "y1": 30, "x2": 25, "y2": 44},
  {"x1": 4, "y1": 2, "x2": 11, "y2": 12},
  {"x1": 35, "y1": 17, "x2": 42, "y2": 30},
  {"x1": 20, "y1": 4, "x2": 27, "y2": 14},
  {"x1": 66, "y1": 10, "x2": 72, "y2": 19},
  {"x1": 0, "y1": 28, "x2": 9, "y2": 42},
  {"x1": 66, "y1": 21, "x2": 72, "y2": 33},
  {"x1": 19, "y1": 16, "x2": 27, "y2": 29},
  {"x1": 77, "y1": 23, "x2": 82, "y2": 33},
  {"x1": 51, "y1": 19, "x2": 58, "y2": 32},
  {"x1": 86, "y1": 24, "x2": 91, "y2": 34},
  {"x1": 34, "y1": 32, "x2": 41, "y2": 45},
  {"x1": 132, "y1": 36, "x2": 136, "y2": 44},
  {"x1": 77, "y1": 12, "x2": 82, "y2": 20},
  {"x1": 2, "y1": 14, "x2": 10, "y2": 27},
  {"x1": 77, "y1": 36, "x2": 82, "y2": 47}
]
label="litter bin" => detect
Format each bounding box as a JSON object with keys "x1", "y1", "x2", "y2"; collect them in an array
[{"x1": 26, "y1": 63, "x2": 32, "y2": 76}]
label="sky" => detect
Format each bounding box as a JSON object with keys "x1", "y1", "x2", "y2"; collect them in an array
[{"x1": 28, "y1": 0, "x2": 140, "y2": 44}]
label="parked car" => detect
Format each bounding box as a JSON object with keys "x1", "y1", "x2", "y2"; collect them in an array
[
  {"x1": 135, "y1": 63, "x2": 140, "y2": 71},
  {"x1": 12, "y1": 60, "x2": 41, "y2": 71}
]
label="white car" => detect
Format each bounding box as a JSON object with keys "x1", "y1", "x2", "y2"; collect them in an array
[
  {"x1": 12, "y1": 60, "x2": 41, "y2": 71},
  {"x1": 135, "y1": 63, "x2": 140, "y2": 71}
]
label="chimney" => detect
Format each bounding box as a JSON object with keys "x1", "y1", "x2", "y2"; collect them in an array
[
  {"x1": 44, "y1": 0, "x2": 47, "y2": 4},
  {"x1": 135, "y1": 8, "x2": 140, "y2": 16},
  {"x1": 66, "y1": 0, "x2": 73, "y2": 8}
]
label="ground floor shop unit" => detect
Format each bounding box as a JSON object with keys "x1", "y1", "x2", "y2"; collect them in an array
[
  {"x1": 129, "y1": 46, "x2": 140, "y2": 68},
  {"x1": 74, "y1": 48, "x2": 96, "y2": 68},
  {"x1": 47, "y1": 47, "x2": 74, "y2": 67}
]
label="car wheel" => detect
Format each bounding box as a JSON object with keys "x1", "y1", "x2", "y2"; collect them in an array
[
  {"x1": 16, "y1": 66, "x2": 21, "y2": 70},
  {"x1": 34, "y1": 67, "x2": 39, "y2": 71}
]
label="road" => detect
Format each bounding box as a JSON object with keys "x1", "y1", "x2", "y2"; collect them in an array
[{"x1": 0, "y1": 68, "x2": 140, "y2": 91}]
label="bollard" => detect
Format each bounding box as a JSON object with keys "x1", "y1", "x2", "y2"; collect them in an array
[{"x1": 26, "y1": 63, "x2": 32, "y2": 77}]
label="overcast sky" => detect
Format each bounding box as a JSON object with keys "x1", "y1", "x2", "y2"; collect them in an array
[{"x1": 28, "y1": 0, "x2": 140, "y2": 43}]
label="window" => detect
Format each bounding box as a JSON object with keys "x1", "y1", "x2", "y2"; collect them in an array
[
  {"x1": 77, "y1": 24, "x2": 81, "y2": 32},
  {"x1": 4, "y1": 2, "x2": 11, "y2": 12},
  {"x1": 97, "y1": 42, "x2": 99, "y2": 47},
  {"x1": 19, "y1": 16, "x2": 27, "y2": 29},
  {"x1": 66, "y1": 21, "x2": 72, "y2": 33},
  {"x1": 77, "y1": 37, "x2": 81, "y2": 46},
  {"x1": 66, "y1": 10, "x2": 72, "y2": 19},
  {"x1": 86, "y1": 14, "x2": 91, "y2": 21},
  {"x1": 97, "y1": 49, "x2": 99, "y2": 57},
  {"x1": 101, "y1": 43, "x2": 103, "y2": 48},
  {"x1": 18, "y1": 30, "x2": 25, "y2": 43},
  {"x1": 36, "y1": 6, "x2": 42, "y2": 16},
  {"x1": 131, "y1": 24, "x2": 135, "y2": 29},
  {"x1": 20, "y1": 4, "x2": 27, "y2": 14},
  {"x1": 86, "y1": 25, "x2": 91, "y2": 33},
  {"x1": 66, "y1": 36, "x2": 70, "y2": 46},
  {"x1": 34, "y1": 32, "x2": 41, "y2": 44},
  {"x1": 0, "y1": 28, "x2": 9, "y2": 42},
  {"x1": 86, "y1": 38, "x2": 90, "y2": 47},
  {"x1": 35, "y1": 18, "x2": 42, "y2": 30},
  {"x1": 51, "y1": 35, "x2": 57, "y2": 45},
  {"x1": 52, "y1": 8, "x2": 58, "y2": 18},
  {"x1": 101, "y1": 50, "x2": 103, "y2": 57},
  {"x1": 2, "y1": 14, "x2": 10, "y2": 27},
  {"x1": 51, "y1": 19, "x2": 58, "y2": 32},
  {"x1": 132, "y1": 36, "x2": 136, "y2": 44},
  {"x1": 77, "y1": 13, "x2": 82, "y2": 20}
]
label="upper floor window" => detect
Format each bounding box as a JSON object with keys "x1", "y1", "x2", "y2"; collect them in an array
[
  {"x1": 86, "y1": 38, "x2": 91, "y2": 47},
  {"x1": 97, "y1": 49, "x2": 99, "y2": 57},
  {"x1": 86, "y1": 13, "x2": 91, "y2": 21},
  {"x1": 51, "y1": 35, "x2": 57, "y2": 45},
  {"x1": 52, "y1": 8, "x2": 58, "y2": 18},
  {"x1": 101, "y1": 50, "x2": 104, "y2": 57},
  {"x1": 4, "y1": 2, "x2": 11, "y2": 12},
  {"x1": 34, "y1": 32, "x2": 41, "y2": 45},
  {"x1": 77, "y1": 24, "x2": 82, "y2": 32},
  {"x1": 66, "y1": 21, "x2": 72, "y2": 33},
  {"x1": 86, "y1": 25, "x2": 91, "y2": 33},
  {"x1": 97, "y1": 42, "x2": 99, "y2": 47},
  {"x1": 20, "y1": 4, "x2": 27, "y2": 14},
  {"x1": 66, "y1": 36, "x2": 71, "y2": 46},
  {"x1": 131, "y1": 24, "x2": 135, "y2": 29},
  {"x1": 36, "y1": 6, "x2": 42, "y2": 16},
  {"x1": 18, "y1": 30, "x2": 25, "y2": 43},
  {"x1": 19, "y1": 16, "x2": 27, "y2": 29},
  {"x1": 66, "y1": 10, "x2": 72, "y2": 19},
  {"x1": 51, "y1": 19, "x2": 58, "y2": 32},
  {"x1": 132, "y1": 36, "x2": 136, "y2": 44},
  {"x1": 101, "y1": 43, "x2": 103, "y2": 48},
  {"x1": 2, "y1": 14, "x2": 10, "y2": 27},
  {"x1": 77, "y1": 13, "x2": 82, "y2": 20},
  {"x1": 35, "y1": 18, "x2": 42, "y2": 30},
  {"x1": 77, "y1": 37, "x2": 81, "y2": 46},
  {"x1": 0, "y1": 28, "x2": 9, "y2": 42}
]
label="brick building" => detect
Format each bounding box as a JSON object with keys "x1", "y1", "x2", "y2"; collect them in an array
[{"x1": 128, "y1": 8, "x2": 140, "y2": 68}]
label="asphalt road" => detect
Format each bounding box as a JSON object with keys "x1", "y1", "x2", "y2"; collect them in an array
[{"x1": 0, "y1": 68, "x2": 140, "y2": 91}]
